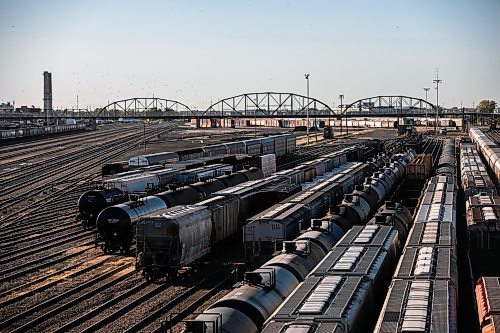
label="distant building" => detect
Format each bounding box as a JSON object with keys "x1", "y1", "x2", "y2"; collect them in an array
[
  {"x1": 16, "y1": 105, "x2": 41, "y2": 114},
  {"x1": 0, "y1": 102, "x2": 15, "y2": 113}
]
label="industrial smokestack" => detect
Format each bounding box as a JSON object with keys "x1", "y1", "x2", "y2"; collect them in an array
[{"x1": 43, "y1": 71, "x2": 52, "y2": 123}]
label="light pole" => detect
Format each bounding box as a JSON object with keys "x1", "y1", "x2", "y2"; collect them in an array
[
  {"x1": 423, "y1": 88, "x2": 430, "y2": 130},
  {"x1": 339, "y1": 95, "x2": 344, "y2": 136},
  {"x1": 305, "y1": 74, "x2": 310, "y2": 145},
  {"x1": 433, "y1": 78, "x2": 442, "y2": 135}
]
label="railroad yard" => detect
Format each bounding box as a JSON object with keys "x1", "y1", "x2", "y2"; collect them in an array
[{"x1": 0, "y1": 121, "x2": 499, "y2": 333}]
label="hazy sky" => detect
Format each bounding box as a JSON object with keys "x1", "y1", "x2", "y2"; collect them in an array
[{"x1": 1, "y1": 0, "x2": 499, "y2": 110}]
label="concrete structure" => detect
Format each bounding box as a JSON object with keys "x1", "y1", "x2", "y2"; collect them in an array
[
  {"x1": 0, "y1": 102, "x2": 15, "y2": 113},
  {"x1": 43, "y1": 71, "x2": 52, "y2": 120}
]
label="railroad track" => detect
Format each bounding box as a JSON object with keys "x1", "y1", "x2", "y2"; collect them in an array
[
  {"x1": 0, "y1": 126, "x2": 379, "y2": 332},
  {"x1": 0, "y1": 261, "x2": 135, "y2": 332},
  {"x1": 0, "y1": 260, "x2": 231, "y2": 333},
  {"x1": 0, "y1": 123, "x2": 179, "y2": 225},
  {"x1": 0, "y1": 124, "x2": 141, "y2": 160}
]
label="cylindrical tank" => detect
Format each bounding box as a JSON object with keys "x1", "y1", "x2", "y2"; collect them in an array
[
  {"x1": 96, "y1": 196, "x2": 166, "y2": 252},
  {"x1": 218, "y1": 173, "x2": 248, "y2": 188},
  {"x1": 341, "y1": 194, "x2": 371, "y2": 224},
  {"x1": 189, "y1": 179, "x2": 226, "y2": 197},
  {"x1": 154, "y1": 187, "x2": 202, "y2": 207},
  {"x1": 262, "y1": 241, "x2": 326, "y2": 281},
  {"x1": 78, "y1": 188, "x2": 126, "y2": 228},
  {"x1": 238, "y1": 168, "x2": 264, "y2": 181},
  {"x1": 206, "y1": 266, "x2": 299, "y2": 330},
  {"x1": 351, "y1": 184, "x2": 380, "y2": 212},
  {"x1": 295, "y1": 220, "x2": 345, "y2": 253}
]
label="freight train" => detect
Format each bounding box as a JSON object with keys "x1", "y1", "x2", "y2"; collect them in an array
[
  {"x1": 461, "y1": 139, "x2": 500, "y2": 278},
  {"x1": 79, "y1": 163, "x2": 237, "y2": 229},
  {"x1": 460, "y1": 141, "x2": 497, "y2": 199},
  {"x1": 158, "y1": 142, "x2": 411, "y2": 332},
  {"x1": 95, "y1": 168, "x2": 264, "y2": 253},
  {"x1": 465, "y1": 129, "x2": 500, "y2": 332},
  {"x1": 186, "y1": 200, "x2": 413, "y2": 333},
  {"x1": 475, "y1": 276, "x2": 500, "y2": 333},
  {"x1": 135, "y1": 162, "x2": 371, "y2": 279},
  {"x1": 469, "y1": 127, "x2": 500, "y2": 183},
  {"x1": 128, "y1": 133, "x2": 297, "y2": 167},
  {"x1": 91, "y1": 146, "x2": 357, "y2": 252},
  {"x1": 0, "y1": 123, "x2": 87, "y2": 140},
  {"x1": 375, "y1": 140, "x2": 458, "y2": 333},
  {"x1": 243, "y1": 148, "x2": 414, "y2": 266},
  {"x1": 101, "y1": 133, "x2": 295, "y2": 177}
]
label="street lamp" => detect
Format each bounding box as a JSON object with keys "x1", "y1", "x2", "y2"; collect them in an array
[
  {"x1": 305, "y1": 74, "x2": 310, "y2": 145},
  {"x1": 433, "y1": 78, "x2": 442, "y2": 135},
  {"x1": 339, "y1": 94, "x2": 344, "y2": 135},
  {"x1": 423, "y1": 88, "x2": 430, "y2": 130}
]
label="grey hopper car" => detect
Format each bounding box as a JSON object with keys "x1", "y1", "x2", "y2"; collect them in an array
[
  {"x1": 203, "y1": 144, "x2": 227, "y2": 157},
  {"x1": 466, "y1": 196, "x2": 500, "y2": 276},
  {"x1": 407, "y1": 220, "x2": 456, "y2": 249},
  {"x1": 394, "y1": 245, "x2": 458, "y2": 287},
  {"x1": 312, "y1": 225, "x2": 400, "y2": 300},
  {"x1": 128, "y1": 151, "x2": 179, "y2": 168},
  {"x1": 244, "y1": 139, "x2": 263, "y2": 156},
  {"x1": 136, "y1": 205, "x2": 212, "y2": 278},
  {"x1": 263, "y1": 276, "x2": 373, "y2": 333},
  {"x1": 244, "y1": 203, "x2": 311, "y2": 262},
  {"x1": 224, "y1": 141, "x2": 246, "y2": 154},
  {"x1": 374, "y1": 279, "x2": 457, "y2": 333},
  {"x1": 270, "y1": 134, "x2": 287, "y2": 157},
  {"x1": 261, "y1": 137, "x2": 276, "y2": 155}
]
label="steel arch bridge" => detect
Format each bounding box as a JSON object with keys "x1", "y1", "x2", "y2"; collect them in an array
[
  {"x1": 341, "y1": 95, "x2": 436, "y2": 117},
  {"x1": 93, "y1": 97, "x2": 195, "y2": 118},
  {"x1": 203, "y1": 92, "x2": 333, "y2": 117}
]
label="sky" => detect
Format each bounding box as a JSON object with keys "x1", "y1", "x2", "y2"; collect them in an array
[{"x1": 1, "y1": 0, "x2": 499, "y2": 110}]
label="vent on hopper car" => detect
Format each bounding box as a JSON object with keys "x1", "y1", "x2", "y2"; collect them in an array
[
  {"x1": 262, "y1": 203, "x2": 294, "y2": 218},
  {"x1": 401, "y1": 281, "x2": 431, "y2": 332},
  {"x1": 428, "y1": 204, "x2": 444, "y2": 221},
  {"x1": 353, "y1": 225, "x2": 379, "y2": 244},
  {"x1": 332, "y1": 246, "x2": 364, "y2": 271},
  {"x1": 157, "y1": 205, "x2": 200, "y2": 218},
  {"x1": 421, "y1": 222, "x2": 439, "y2": 244},
  {"x1": 414, "y1": 246, "x2": 435, "y2": 276},
  {"x1": 297, "y1": 276, "x2": 342, "y2": 315},
  {"x1": 290, "y1": 191, "x2": 315, "y2": 203},
  {"x1": 482, "y1": 207, "x2": 498, "y2": 220}
]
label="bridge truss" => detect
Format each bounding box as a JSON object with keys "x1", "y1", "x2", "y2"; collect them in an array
[
  {"x1": 94, "y1": 97, "x2": 195, "y2": 118},
  {"x1": 203, "y1": 92, "x2": 333, "y2": 117},
  {"x1": 341, "y1": 95, "x2": 436, "y2": 116}
]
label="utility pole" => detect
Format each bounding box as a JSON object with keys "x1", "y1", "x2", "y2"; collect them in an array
[
  {"x1": 143, "y1": 121, "x2": 146, "y2": 150},
  {"x1": 305, "y1": 74, "x2": 310, "y2": 145},
  {"x1": 433, "y1": 77, "x2": 442, "y2": 135},
  {"x1": 339, "y1": 94, "x2": 344, "y2": 136},
  {"x1": 423, "y1": 88, "x2": 430, "y2": 131}
]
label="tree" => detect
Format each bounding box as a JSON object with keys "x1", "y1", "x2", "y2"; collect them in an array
[{"x1": 477, "y1": 100, "x2": 497, "y2": 113}]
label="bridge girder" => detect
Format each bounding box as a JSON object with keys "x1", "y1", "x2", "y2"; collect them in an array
[
  {"x1": 203, "y1": 92, "x2": 333, "y2": 117},
  {"x1": 94, "y1": 97, "x2": 195, "y2": 118},
  {"x1": 341, "y1": 95, "x2": 436, "y2": 116}
]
